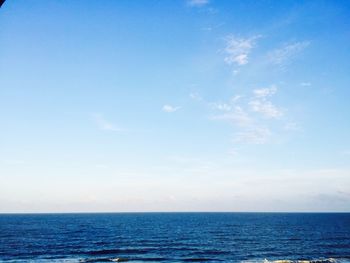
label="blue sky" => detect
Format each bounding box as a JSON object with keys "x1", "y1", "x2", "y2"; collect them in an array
[{"x1": 1, "y1": 0, "x2": 350, "y2": 212}]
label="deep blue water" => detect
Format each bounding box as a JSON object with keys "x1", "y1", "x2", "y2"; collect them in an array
[{"x1": 0, "y1": 213, "x2": 350, "y2": 262}]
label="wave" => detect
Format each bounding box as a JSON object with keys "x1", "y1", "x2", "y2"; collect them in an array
[
  {"x1": 79, "y1": 248, "x2": 151, "y2": 255},
  {"x1": 79, "y1": 257, "x2": 350, "y2": 263},
  {"x1": 80, "y1": 258, "x2": 127, "y2": 262},
  {"x1": 242, "y1": 259, "x2": 350, "y2": 263},
  {"x1": 80, "y1": 257, "x2": 169, "y2": 262},
  {"x1": 1, "y1": 257, "x2": 350, "y2": 263}
]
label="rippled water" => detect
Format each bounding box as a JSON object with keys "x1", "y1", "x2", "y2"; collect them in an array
[{"x1": 0, "y1": 213, "x2": 349, "y2": 262}]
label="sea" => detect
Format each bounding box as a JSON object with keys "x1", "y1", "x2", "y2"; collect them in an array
[{"x1": 0, "y1": 213, "x2": 349, "y2": 263}]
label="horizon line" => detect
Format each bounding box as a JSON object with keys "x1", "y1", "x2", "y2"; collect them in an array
[{"x1": 1, "y1": 211, "x2": 350, "y2": 215}]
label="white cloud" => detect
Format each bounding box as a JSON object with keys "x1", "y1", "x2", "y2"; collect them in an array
[
  {"x1": 201, "y1": 26, "x2": 212, "y2": 31},
  {"x1": 249, "y1": 100, "x2": 283, "y2": 119},
  {"x1": 253, "y1": 86, "x2": 277, "y2": 98},
  {"x1": 234, "y1": 54, "x2": 248, "y2": 65},
  {"x1": 284, "y1": 122, "x2": 302, "y2": 131},
  {"x1": 210, "y1": 102, "x2": 232, "y2": 111},
  {"x1": 207, "y1": 85, "x2": 289, "y2": 145},
  {"x1": 231, "y1": 95, "x2": 242, "y2": 102},
  {"x1": 228, "y1": 148, "x2": 238, "y2": 156},
  {"x1": 187, "y1": 0, "x2": 209, "y2": 7},
  {"x1": 211, "y1": 106, "x2": 252, "y2": 127},
  {"x1": 300, "y1": 82, "x2": 311, "y2": 87},
  {"x1": 189, "y1": 92, "x2": 203, "y2": 101},
  {"x1": 92, "y1": 114, "x2": 122, "y2": 132},
  {"x1": 210, "y1": 94, "x2": 275, "y2": 144},
  {"x1": 224, "y1": 35, "x2": 260, "y2": 66},
  {"x1": 162, "y1": 104, "x2": 181, "y2": 113},
  {"x1": 234, "y1": 127, "x2": 271, "y2": 144},
  {"x1": 211, "y1": 110, "x2": 272, "y2": 144},
  {"x1": 201, "y1": 23, "x2": 225, "y2": 32},
  {"x1": 268, "y1": 41, "x2": 309, "y2": 65},
  {"x1": 250, "y1": 86, "x2": 282, "y2": 119}
]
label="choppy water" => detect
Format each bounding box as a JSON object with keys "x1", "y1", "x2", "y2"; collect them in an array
[{"x1": 0, "y1": 213, "x2": 349, "y2": 262}]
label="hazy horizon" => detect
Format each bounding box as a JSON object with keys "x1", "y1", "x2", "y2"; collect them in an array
[{"x1": 1, "y1": 0, "x2": 350, "y2": 213}]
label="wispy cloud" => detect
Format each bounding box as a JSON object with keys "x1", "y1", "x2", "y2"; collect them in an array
[
  {"x1": 92, "y1": 113, "x2": 122, "y2": 132},
  {"x1": 207, "y1": 85, "x2": 288, "y2": 144},
  {"x1": 234, "y1": 127, "x2": 271, "y2": 144},
  {"x1": 284, "y1": 122, "x2": 302, "y2": 132},
  {"x1": 249, "y1": 86, "x2": 283, "y2": 119},
  {"x1": 189, "y1": 92, "x2": 203, "y2": 101},
  {"x1": 253, "y1": 86, "x2": 277, "y2": 98},
  {"x1": 224, "y1": 35, "x2": 260, "y2": 66},
  {"x1": 162, "y1": 104, "x2": 181, "y2": 113},
  {"x1": 210, "y1": 102, "x2": 232, "y2": 112},
  {"x1": 249, "y1": 100, "x2": 283, "y2": 119},
  {"x1": 187, "y1": 0, "x2": 209, "y2": 7},
  {"x1": 210, "y1": 106, "x2": 252, "y2": 127},
  {"x1": 231, "y1": 95, "x2": 242, "y2": 102},
  {"x1": 267, "y1": 41, "x2": 309, "y2": 66},
  {"x1": 300, "y1": 82, "x2": 311, "y2": 87},
  {"x1": 201, "y1": 23, "x2": 225, "y2": 32}
]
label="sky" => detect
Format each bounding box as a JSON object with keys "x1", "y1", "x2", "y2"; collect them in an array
[{"x1": 1, "y1": 0, "x2": 350, "y2": 213}]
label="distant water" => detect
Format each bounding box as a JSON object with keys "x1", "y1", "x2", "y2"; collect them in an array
[{"x1": 0, "y1": 213, "x2": 350, "y2": 263}]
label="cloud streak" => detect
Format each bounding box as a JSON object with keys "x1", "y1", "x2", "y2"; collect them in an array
[
  {"x1": 267, "y1": 41, "x2": 309, "y2": 66},
  {"x1": 224, "y1": 35, "x2": 260, "y2": 66},
  {"x1": 234, "y1": 127, "x2": 271, "y2": 144},
  {"x1": 208, "y1": 85, "x2": 285, "y2": 145},
  {"x1": 249, "y1": 86, "x2": 283, "y2": 119},
  {"x1": 162, "y1": 105, "x2": 181, "y2": 113},
  {"x1": 92, "y1": 114, "x2": 122, "y2": 132},
  {"x1": 253, "y1": 86, "x2": 277, "y2": 98},
  {"x1": 249, "y1": 100, "x2": 283, "y2": 119},
  {"x1": 210, "y1": 106, "x2": 252, "y2": 128},
  {"x1": 300, "y1": 82, "x2": 311, "y2": 87},
  {"x1": 187, "y1": 0, "x2": 209, "y2": 7}
]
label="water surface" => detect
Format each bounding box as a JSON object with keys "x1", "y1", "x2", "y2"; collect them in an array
[{"x1": 0, "y1": 213, "x2": 349, "y2": 262}]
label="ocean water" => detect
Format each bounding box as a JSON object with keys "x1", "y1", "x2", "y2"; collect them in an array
[{"x1": 0, "y1": 213, "x2": 349, "y2": 263}]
